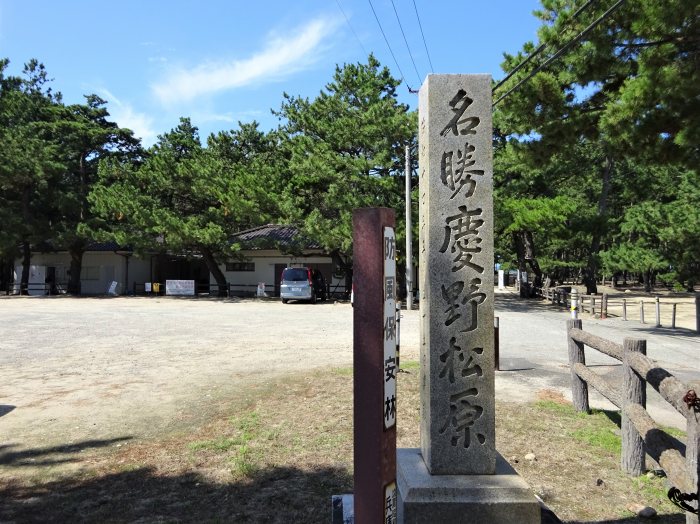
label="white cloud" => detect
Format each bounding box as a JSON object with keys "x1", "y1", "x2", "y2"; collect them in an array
[
  {"x1": 191, "y1": 109, "x2": 264, "y2": 125},
  {"x1": 151, "y1": 15, "x2": 339, "y2": 105},
  {"x1": 98, "y1": 88, "x2": 158, "y2": 146}
]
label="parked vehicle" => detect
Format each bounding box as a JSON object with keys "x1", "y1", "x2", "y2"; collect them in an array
[{"x1": 280, "y1": 267, "x2": 326, "y2": 303}]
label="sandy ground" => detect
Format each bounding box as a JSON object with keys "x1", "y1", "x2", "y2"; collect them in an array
[
  {"x1": 0, "y1": 297, "x2": 362, "y2": 452},
  {"x1": 0, "y1": 290, "x2": 697, "y2": 459}
]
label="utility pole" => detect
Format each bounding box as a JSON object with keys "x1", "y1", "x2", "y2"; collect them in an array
[{"x1": 405, "y1": 144, "x2": 413, "y2": 310}]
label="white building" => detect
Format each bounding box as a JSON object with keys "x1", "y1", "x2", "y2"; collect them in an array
[{"x1": 13, "y1": 225, "x2": 346, "y2": 297}]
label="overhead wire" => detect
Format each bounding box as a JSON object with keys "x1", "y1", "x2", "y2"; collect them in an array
[
  {"x1": 494, "y1": 0, "x2": 599, "y2": 93},
  {"x1": 335, "y1": 0, "x2": 370, "y2": 58},
  {"x1": 367, "y1": 0, "x2": 412, "y2": 91},
  {"x1": 411, "y1": 0, "x2": 434, "y2": 73},
  {"x1": 389, "y1": 0, "x2": 423, "y2": 85},
  {"x1": 493, "y1": 0, "x2": 626, "y2": 107}
]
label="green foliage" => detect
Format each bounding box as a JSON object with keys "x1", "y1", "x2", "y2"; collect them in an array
[
  {"x1": 91, "y1": 119, "x2": 275, "y2": 292},
  {"x1": 493, "y1": 1, "x2": 700, "y2": 290},
  {"x1": 275, "y1": 55, "x2": 415, "y2": 258}
]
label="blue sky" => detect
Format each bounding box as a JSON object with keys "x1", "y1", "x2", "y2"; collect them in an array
[{"x1": 0, "y1": 1, "x2": 543, "y2": 146}]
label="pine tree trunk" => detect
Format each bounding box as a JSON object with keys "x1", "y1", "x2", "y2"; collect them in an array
[
  {"x1": 584, "y1": 155, "x2": 614, "y2": 296},
  {"x1": 523, "y1": 231, "x2": 543, "y2": 289},
  {"x1": 200, "y1": 246, "x2": 228, "y2": 297},
  {"x1": 67, "y1": 244, "x2": 85, "y2": 295},
  {"x1": 20, "y1": 240, "x2": 31, "y2": 295}
]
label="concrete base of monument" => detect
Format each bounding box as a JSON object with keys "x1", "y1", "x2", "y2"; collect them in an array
[{"x1": 397, "y1": 448, "x2": 541, "y2": 524}]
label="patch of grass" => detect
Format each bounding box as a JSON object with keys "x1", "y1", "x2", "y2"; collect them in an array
[
  {"x1": 333, "y1": 366, "x2": 353, "y2": 376},
  {"x1": 571, "y1": 425, "x2": 621, "y2": 454},
  {"x1": 399, "y1": 359, "x2": 420, "y2": 373},
  {"x1": 188, "y1": 437, "x2": 241, "y2": 452},
  {"x1": 233, "y1": 410, "x2": 260, "y2": 437},
  {"x1": 662, "y1": 425, "x2": 686, "y2": 439},
  {"x1": 635, "y1": 474, "x2": 670, "y2": 502},
  {"x1": 534, "y1": 399, "x2": 578, "y2": 417},
  {"x1": 229, "y1": 443, "x2": 259, "y2": 478}
]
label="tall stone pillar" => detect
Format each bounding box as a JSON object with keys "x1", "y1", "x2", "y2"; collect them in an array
[
  {"x1": 397, "y1": 74, "x2": 540, "y2": 523},
  {"x1": 418, "y1": 74, "x2": 495, "y2": 475}
]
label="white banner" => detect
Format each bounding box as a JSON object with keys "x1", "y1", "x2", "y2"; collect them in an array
[
  {"x1": 383, "y1": 226, "x2": 397, "y2": 429},
  {"x1": 165, "y1": 280, "x2": 195, "y2": 296}
]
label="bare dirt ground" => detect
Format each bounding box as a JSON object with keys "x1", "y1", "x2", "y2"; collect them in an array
[{"x1": 0, "y1": 296, "x2": 365, "y2": 457}]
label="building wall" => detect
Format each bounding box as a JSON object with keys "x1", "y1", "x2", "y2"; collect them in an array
[
  {"x1": 15, "y1": 252, "x2": 151, "y2": 295},
  {"x1": 215, "y1": 250, "x2": 345, "y2": 296}
]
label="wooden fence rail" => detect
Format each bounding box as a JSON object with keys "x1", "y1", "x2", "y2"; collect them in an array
[
  {"x1": 567, "y1": 319, "x2": 700, "y2": 522},
  {"x1": 538, "y1": 287, "x2": 700, "y2": 332}
]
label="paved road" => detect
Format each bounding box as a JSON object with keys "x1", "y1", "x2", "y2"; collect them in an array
[{"x1": 493, "y1": 290, "x2": 699, "y2": 428}]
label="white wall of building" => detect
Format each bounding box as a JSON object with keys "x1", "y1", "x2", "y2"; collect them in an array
[
  {"x1": 215, "y1": 250, "x2": 345, "y2": 296},
  {"x1": 14, "y1": 252, "x2": 151, "y2": 295}
]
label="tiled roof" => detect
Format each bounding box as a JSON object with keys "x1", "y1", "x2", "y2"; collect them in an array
[
  {"x1": 231, "y1": 224, "x2": 322, "y2": 250},
  {"x1": 34, "y1": 240, "x2": 131, "y2": 253},
  {"x1": 85, "y1": 241, "x2": 127, "y2": 251}
]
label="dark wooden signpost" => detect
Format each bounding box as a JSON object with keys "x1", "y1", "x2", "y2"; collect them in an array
[{"x1": 353, "y1": 207, "x2": 398, "y2": 524}]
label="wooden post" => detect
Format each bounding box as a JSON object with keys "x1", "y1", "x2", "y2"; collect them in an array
[
  {"x1": 592, "y1": 296, "x2": 596, "y2": 317},
  {"x1": 601, "y1": 294, "x2": 608, "y2": 319},
  {"x1": 567, "y1": 319, "x2": 589, "y2": 413},
  {"x1": 672, "y1": 303, "x2": 677, "y2": 329},
  {"x1": 353, "y1": 208, "x2": 397, "y2": 523},
  {"x1": 685, "y1": 381, "x2": 700, "y2": 524},
  {"x1": 570, "y1": 289, "x2": 578, "y2": 319},
  {"x1": 494, "y1": 316, "x2": 500, "y2": 371},
  {"x1": 622, "y1": 338, "x2": 646, "y2": 476},
  {"x1": 655, "y1": 297, "x2": 661, "y2": 328},
  {"x1": 640, "y1": 300, "x2": 645, "y2": 324},
  {"x1": 623, "y1": 298, "x2": 627, "y2": 321},
  {"x1": 696, "y1": 294, "x2": 700, "y2": 334}
]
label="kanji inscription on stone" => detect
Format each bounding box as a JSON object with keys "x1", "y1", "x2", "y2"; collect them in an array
[{"x1": 418, "y1": 74, "x2": 495, "y2": 475}]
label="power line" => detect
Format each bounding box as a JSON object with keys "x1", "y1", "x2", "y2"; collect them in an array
[
  {"x1": 494, "y1": 0, "x2": 599, "y2": 93},
  {"x1": 389, "y1": 0, "x2": 422, "y2": 85},
  {"x1": 493, "y1": 0, "x2": 626, "y2": 107},
  {"x1": 335, "y1": 0, "x2": 370, "y2": 58},
  {"x1": 367, "y1": 0, "x2": 412, "y2": 91},
  {"x1": 411, "y1": 0, "x2": 434, "y2": 74}
]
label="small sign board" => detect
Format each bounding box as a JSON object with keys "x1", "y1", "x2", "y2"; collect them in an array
[
  {"x1": 165, "y1": 279, "x2": 195, "y2": 296},
  {"x1": 107, "y1": 281, "x2": 119, "y2": 295},
  {"x1": 145, "y1": 282, "x2": 152, "y2": 293},
  {"x1": 383, "y1": 226, "x2": 397, "y2": 430},
  {"x1": 384, "y1": 481, "x2": 397, "y2": 524}
]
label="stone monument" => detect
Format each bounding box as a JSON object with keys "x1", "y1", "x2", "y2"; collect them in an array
[{"x1": 396, "y1": 74, "x2": 540, "y2": 522}]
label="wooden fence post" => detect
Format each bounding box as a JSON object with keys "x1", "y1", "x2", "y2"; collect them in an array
[
  {"x1": 672, "y1": 303, "x2": 677, "y2": 329},
  {"x1": 640, "y1": 301, "x2": 645, "y2": 324},
  {"x1": 567, "y1": 319, "x2": 589, "y2": 413},
  {"x1": 623, "y1": 298, "x2": 627, "y2": 321},
  {"x1": 622, "y1": 338, "x2": 647, "y2": 476},
  {"x1": 494, "y1": 316, "x2": 500, "y2": 371},
  {"x1": 655, "y1": 297, "x2": 661, "y2": 328},
  {"x1": 686, "y1": 381, "x2": 699, "y2": 524},
  {"x1": 592, "y1": 296, "x2": 597, "y2": 317},
  {"x1": 601, "y1": 293, "x2": 608, "y2": 319}
]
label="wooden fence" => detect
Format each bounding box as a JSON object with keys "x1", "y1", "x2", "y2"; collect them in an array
[
  {"x1": 539, "y1": 286, "x2": 700, "y2": 332},
  {"x1": 567, "y1": 319, "x2": 699, "y2": 522}
]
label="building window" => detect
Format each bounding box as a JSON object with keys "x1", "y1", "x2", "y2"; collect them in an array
[
  {"x1": 82, "y1": 266, "x2": 100, "y2": 280},
  {"x1": 226, "y1": 262, "x2": 255, "y2": 272}
]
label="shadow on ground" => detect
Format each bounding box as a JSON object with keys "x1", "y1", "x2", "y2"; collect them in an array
[
  {"x1": 496, "y1": 292, "x2": 570, "y2": 314},
  {"x1": 0, "y1": 405, "x2": 15, "y2": 418},
  {"x1": 0, "y1": 438, "x2": 133, "y2": 468},
  {"x1": 0, "y1": 463, "x2": 352, "y2": 523}
]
